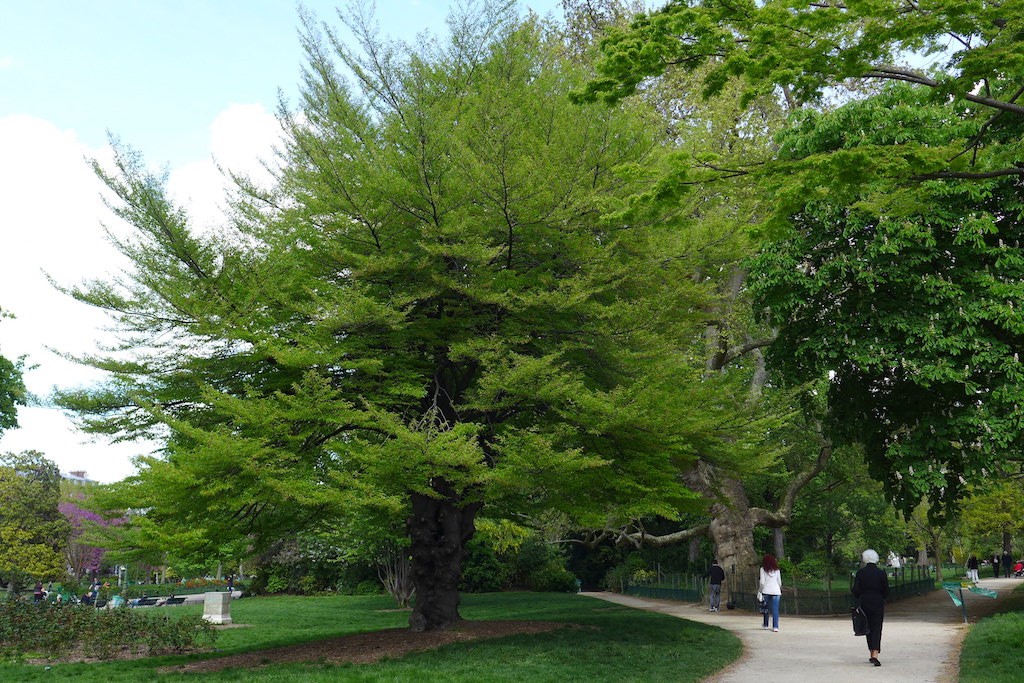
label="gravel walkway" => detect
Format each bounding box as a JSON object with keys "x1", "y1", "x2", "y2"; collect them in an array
[{"x1": 583, "y1": 576, "x2": 1019, "y2": 683}]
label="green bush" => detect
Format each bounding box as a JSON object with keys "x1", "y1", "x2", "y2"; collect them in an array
[
  {"x1": 265, "y1": 574, "x2": 289, "y2": 594},
  {"x1": 603, "y1": 555, "x2": 647, "y2": 592},
  {"x1": 460, "y1": 538, "x2": 507, "y2": 593},
  {"x1": 0, "y1": 601, "x2": 217, "y2": 661},
  {"x1": 529, "y1": 564, "x2": 578, "y2": 593},
  {"x1": 354, "y1": 579, "x2": 383, "y2": 595},
  {"x1": 297, "y1": 574, "x2": 318, "y2": 595},
  {"x1": 512, "y1": 537, "x2": 551, "y2": 581}
]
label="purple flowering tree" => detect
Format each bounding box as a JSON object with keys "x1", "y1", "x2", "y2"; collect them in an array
[{"x1": 59, "y1": 501, "x2": 119, "y2": 579}]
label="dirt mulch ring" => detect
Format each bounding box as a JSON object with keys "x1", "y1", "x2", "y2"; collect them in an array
[{"x1": 161, "y1": 620, "x2": 565, "y2": 674}]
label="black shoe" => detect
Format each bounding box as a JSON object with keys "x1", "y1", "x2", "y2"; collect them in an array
[{"x1": 869, "y1": 657, "x2": 881, "y2": 667}]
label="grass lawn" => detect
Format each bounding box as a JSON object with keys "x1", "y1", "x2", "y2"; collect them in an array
[
  {"x1": 0, "y1": 592, "x2": 740, "y2": 682},
  {"x1": 959, "y1": 584, "x2": 1024, "y2": 682}
]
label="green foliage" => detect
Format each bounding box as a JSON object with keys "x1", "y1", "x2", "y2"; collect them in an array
[
  {"x1": 782, "y1": 443, "x2": 908, "y2": 569},
  {"x1": 353, "y1": 580, "x2": 383, "y2": 596},
  {"x1": 0, "y1": 452, "x2": 70, "y2": 585},
  {"x1": 0, "y1": 601, "x2": 216, "y2": 661},
  {"x1": 579, "y1": 0, "x2": 1024, "y2": 521},
  {"x1": 0, "y1": 358, "x2": 25, "y2": 435},
  {"x1": 0, "y1": 308, "x2": 27, "y2": 435},
  {"x1": 264, "y1": 575, "x2": 288, "y2": 595},
  {"x1": 602, "y1": 553, "x2": 647, "y2": 593},
  {"x1": 54, "y1": 4, "x2": 761, "y2": 622},
  {"x1": 527, "y1": 564, "x2": 578, "y2": 593},
  {"x1": 749, "y1": 87, "x2": 1024, "y2": 517},
  {"x1": 954, "y1": 479, "x2": 1024, "y2": 540},
  {"x1": 584, "y1": 0, "x2": 1024, "y2": 137},
  {"x1": 459, "y1": 538, "x2": 507, "y2": 593}
]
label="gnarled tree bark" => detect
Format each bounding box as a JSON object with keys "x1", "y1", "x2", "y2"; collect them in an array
[{"x1": 406, "y1": 479, "x2": 481, "y2": 632}]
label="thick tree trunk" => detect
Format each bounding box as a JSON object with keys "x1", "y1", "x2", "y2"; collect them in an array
[
  {"x1": 688, "y1": 537, "x2": 700, "y2": 563},
  {"x1": 708, "y1": 478, "x2": 759, "y2": 605},
  {"x1": 407, "y1": 482, "x2": 481, "y2": 632}
]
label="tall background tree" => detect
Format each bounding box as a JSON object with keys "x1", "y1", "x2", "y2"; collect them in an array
[
  {"x1": 0, "y1": 451, "x2": 70, "y2": 592},
  {"x1": 558, "y1": 0, "x2": 834, "y2": 594},
  {"x1": 578, "y1": 0, "x2": 1024, "y2": 523},
  {"x1": 57, "y1": 3, "x2": 768, "y2": 630}
]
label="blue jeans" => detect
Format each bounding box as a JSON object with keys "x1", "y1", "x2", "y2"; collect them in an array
[
  {"x1": 709, "y1": 583, "x2": 721, "y2": 610},
  {"x1": 762, "y1": 594, "x2": 780, "y2": 629}
]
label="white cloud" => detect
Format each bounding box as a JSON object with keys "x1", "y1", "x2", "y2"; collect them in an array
[
  {"x1": 0, "y1": 115, "x2": 145, "y2": 482},
  {"x1": 167, "y1": 103, "x2": 282, "y2": 231},
  {"x1": 0, "y1": 106, "x2": 283, "y2": 483},
  {"x1": 0, "y1": 116, "x2": 124, "y2": 388},
  {"x1": 0, "y1": 57, "x2": 14, "y2": 70},
  {"x1": 0, "y1": 408, "x2": 141, "y2": 483}
]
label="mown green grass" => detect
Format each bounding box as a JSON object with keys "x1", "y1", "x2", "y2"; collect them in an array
[
  {"x1": 958, "y1": 581, "x2": 1024, "y2": 683},
  {"x1": 0, "y1": 592, "x2": 740, "y2": 682},
  {"x1": 959, "y1": 584, "x2": 1024, "y2": 683}
]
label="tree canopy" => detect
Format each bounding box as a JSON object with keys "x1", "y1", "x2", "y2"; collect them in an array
[
  {"x1": 59, "y1": 5, "x2": 770, "y2": 629},
  {"x1": 0, "y1": 451, "x2": 69, "y2": 586},
  {"x1": 749, "y1": 86, "x2": 1024, "y2": 516},
  {"x1": 576, "y1": 0, "x2": 1024, "y2": 518}
]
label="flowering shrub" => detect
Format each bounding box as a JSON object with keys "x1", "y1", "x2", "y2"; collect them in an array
[
  {"x1": 0, "y1": 601, "x2": 217, "y2": 661},
  {"x1": 59, "y1": 501, "x2": 124, "y2": 579}
]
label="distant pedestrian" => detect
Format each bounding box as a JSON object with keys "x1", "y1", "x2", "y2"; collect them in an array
[
  {"x1": 967, "y1": 555, "x2": 980, "y2": 583},
  {"x1": 32, "y1": 582, "x2": 44, "y2": 604},
  {"x1": 704, "y1": 560, "x2": 725, "y2": 612},
  {"x1": 758, "y1": 553, "x2": 782, "y2": 632},
  {"x1": 227, "y1": 575, "x2": 235, "y2": 594},
  {"x1": 1003, "y1": 552, "x2": 1013, "y2": 578},
  {"x1": 994, "y1": 553, "x2": 1002, "y2": 578},
  {"x1": 853, "y1": 548, "x2": 889, "y2": 667}
]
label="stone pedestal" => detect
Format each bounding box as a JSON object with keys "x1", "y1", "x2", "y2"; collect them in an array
[{"x1": 202, "y1": 591, "x2": 232, "y2": 625}]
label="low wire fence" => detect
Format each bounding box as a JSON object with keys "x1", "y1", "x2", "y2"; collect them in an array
[{"x1": 627, "y1": 564, "x2": 936, "y2": 616}]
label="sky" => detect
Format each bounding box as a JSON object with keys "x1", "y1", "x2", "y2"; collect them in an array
[{"x1": 0, "y1": 0, "x2": 564, "y2": 483}]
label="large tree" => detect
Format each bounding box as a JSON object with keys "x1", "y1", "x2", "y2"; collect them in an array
[
  {"x1": 749, "y1": 86, "x2": 1024, "y2": 515},
  {"x1": 0, "y1": 451, "x2": 69, "y2": 590},
  {"x1": 577, "y1": 1, "x2": 1024, "y2": 518},
  {"x1": 558, "y1": 0, "x2": 828, "y2": 588},
  {"x1": 59, "y1": 5, "x2": 761, "y2": 630}
]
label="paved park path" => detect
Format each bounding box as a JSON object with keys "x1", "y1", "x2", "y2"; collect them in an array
[{"x1": 582, "y1": 576, "x2": 1020, "y2": 683}]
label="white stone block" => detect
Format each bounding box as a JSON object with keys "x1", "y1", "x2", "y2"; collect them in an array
[{"x1": 202, "y1": 591, "x2": 232, "y2": 625}]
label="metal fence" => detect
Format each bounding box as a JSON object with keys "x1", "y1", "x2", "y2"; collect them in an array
[{"x1": 626, "y1": 564, "x2": 936, "y2": 616}]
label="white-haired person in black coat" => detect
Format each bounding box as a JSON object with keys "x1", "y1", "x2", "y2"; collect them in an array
[{"x1": 852, "y1": 548, "x2": 889, "y2": 666}]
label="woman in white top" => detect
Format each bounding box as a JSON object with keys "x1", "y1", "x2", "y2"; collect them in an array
[{"x1": 758, "y1": 553, "x2": 783, "y2": 631}]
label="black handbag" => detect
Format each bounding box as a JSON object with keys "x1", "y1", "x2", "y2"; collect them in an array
[
  {"x1": 851, "y1": 605, "x2": 870, "y2": 636},
  {"x1": 758, "y1": 598, "x2": 768, "y2": 615}
]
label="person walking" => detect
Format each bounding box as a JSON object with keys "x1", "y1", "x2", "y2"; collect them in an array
[
  {"x1": 853, "y1": 548, "x2": 889, "y2": 667},
  {"x1": 994, "y1": 553, "x2": 1002, "y2": 578},
  {"x1": 967, "y1": 554, "x2": 980, "y2": 583},
  {"x1": 704, "y1": 559, "x2": 726, "y2": 612},
  {"x1": 758, "y1": 553, "x2": 782, "y2": 632},
  {"x1": 1002, "y1": 551, "x2": 1013, "y2": 578}
]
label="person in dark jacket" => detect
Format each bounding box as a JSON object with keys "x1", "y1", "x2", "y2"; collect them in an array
[
  {"x1": 1003, "y1": 551, "x2": 1013, "y2": 578},
  {"x1": 852, "y1": 548, "x2": 889, "y2": 667},
  {"x1": 704, "y1": 560, "x2": 726, "y2": 612},
  {"x1": 967, "y1": 554, "x2": 980, "y2": 583}
]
